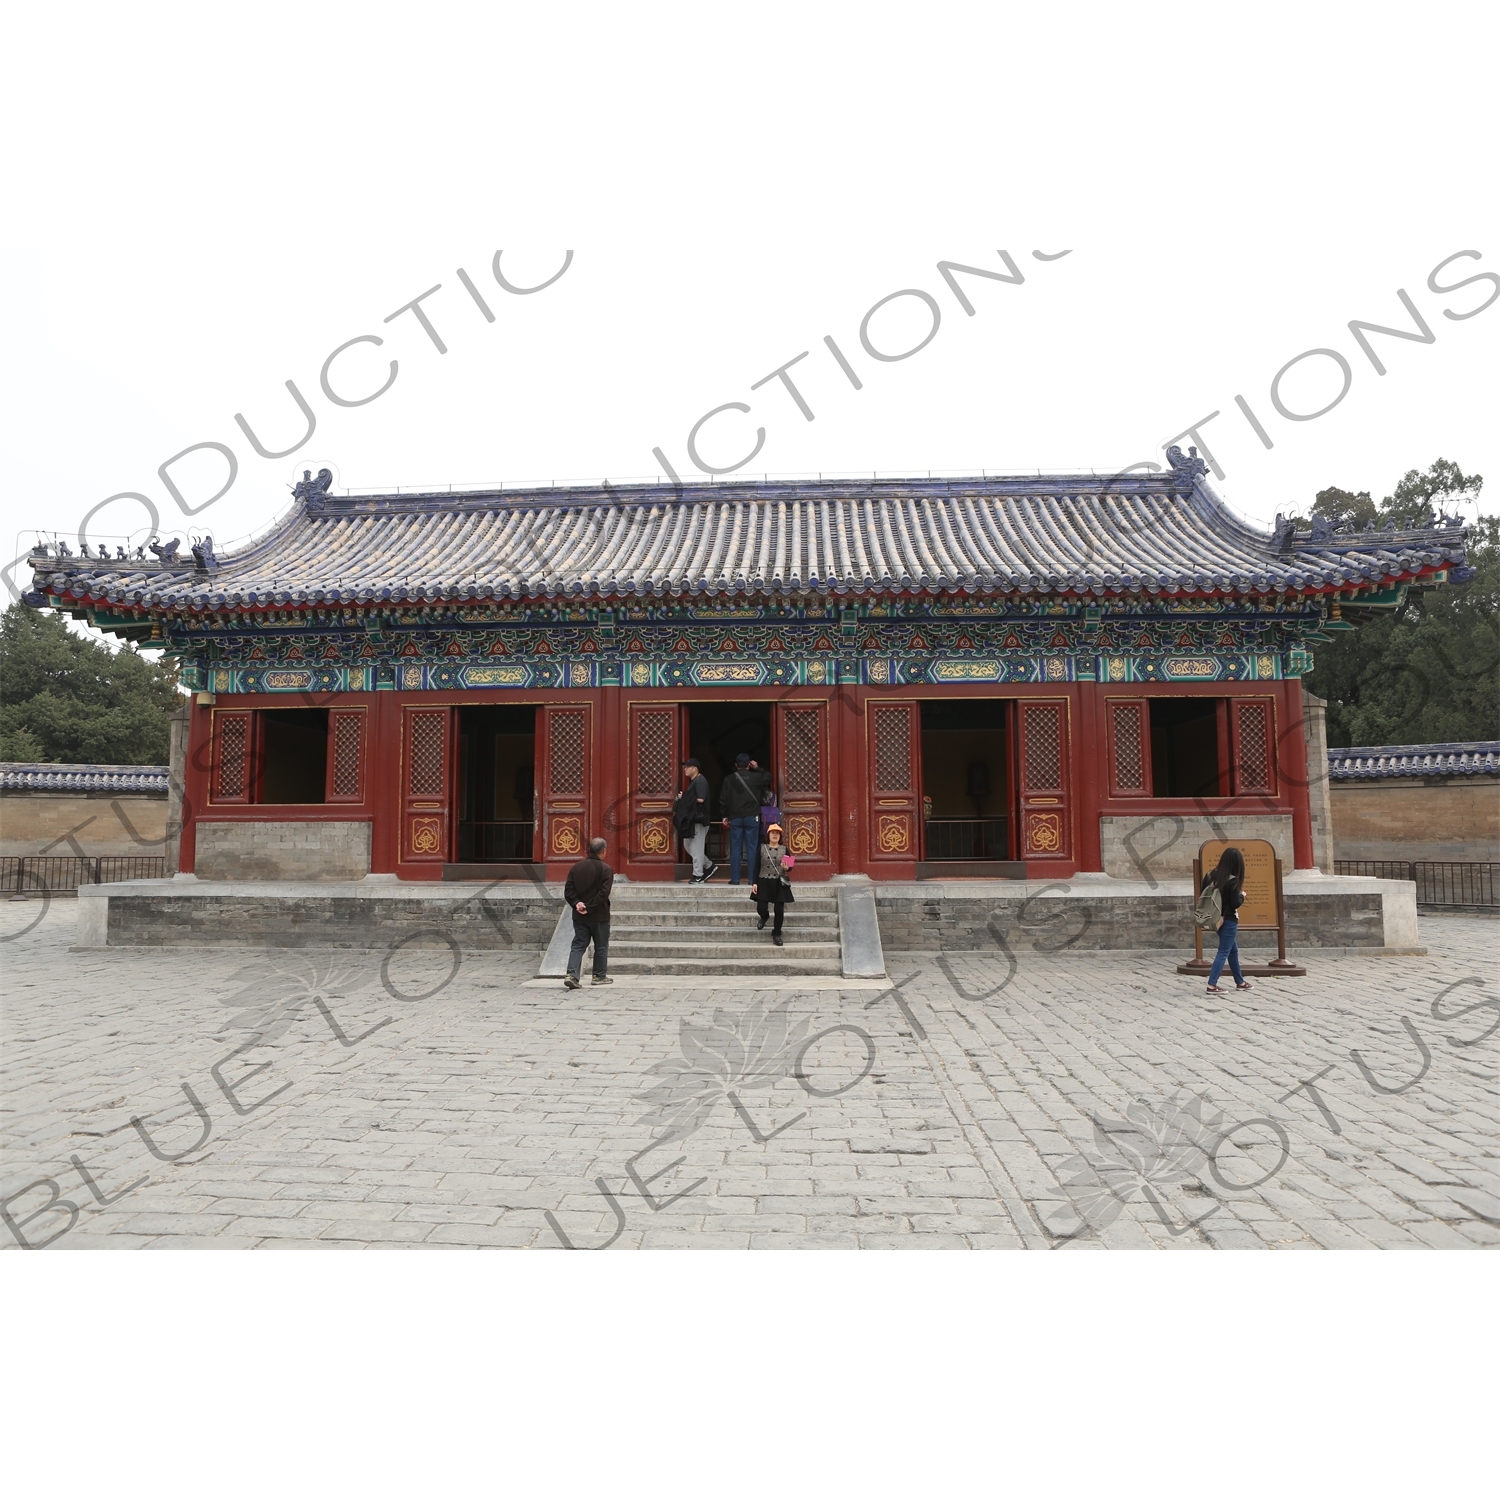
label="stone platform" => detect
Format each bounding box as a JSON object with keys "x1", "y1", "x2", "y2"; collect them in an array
[
  {"x1": 71, "y1": 870, "x2": 1422, "y2": 965},
  {"x1": 873, "y1": 872, "x2": 1422, "y2": 955}
]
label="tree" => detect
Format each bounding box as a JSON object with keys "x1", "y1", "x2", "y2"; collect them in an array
[
  {"x1": 0, "y1": 604, "x2": 182, "y2": 764},
  {"x1": 1301, "y1": 461, "x2": 1498, "y2": 747}
]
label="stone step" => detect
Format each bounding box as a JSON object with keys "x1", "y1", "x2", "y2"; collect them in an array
[
  {"x1": 609, "y1": 957, "x2": 845, "y2": 976},
  {"x1": 611, "y1": 939, "x2": 842, "y2": 960},
  {"x1": 610, "y1": 911, "x2": 837, "y2": 924},
  {"x1": 612, "y1": 892, "x2": 836, "y2": 905}
]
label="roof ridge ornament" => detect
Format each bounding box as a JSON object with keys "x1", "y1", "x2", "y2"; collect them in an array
[
  {"x1": 292, "y1": 468, "x2": 335, "y2": 508},
  {"x1": 1163, "y1": 445, "x2": 1209, "y2": 484}
]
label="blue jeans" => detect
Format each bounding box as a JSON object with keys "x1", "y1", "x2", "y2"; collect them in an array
[
  {"x1": 728, "y1": 816, "x2": 760, "y2": 883},
  {"x1": 1207, "y1": 920, "x2": 1243, "y2": 986},
  {"x1": 567, "y1": 916, "x2": 610, "y2": 980}
]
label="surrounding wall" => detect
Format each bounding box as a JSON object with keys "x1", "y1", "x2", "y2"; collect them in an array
[
  {"x1": 193, "y1": 821, "x2": 372, "y2": 881},
  {"x1": 1097, "y1": 813, "x2": 1295, "y2": 882},
  {"x1": 1330, "y1": 777, "x2": 1500, "y2": 862},
  {"x1": 0, "y1": 792, "x2": 168, "y2": 856}
]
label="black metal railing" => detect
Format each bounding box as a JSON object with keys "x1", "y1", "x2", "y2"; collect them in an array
[
  {"x1": 923, "y1": 818, "x2": 1010, "y2": 861},
  {"x1": 1334, "y1": 860, "x2": 1499, "y2": 907},
  {"x1": 1, "y1": 856, "x2": 166, "y2": 894},
  {"x1": 456, "y1": 822, "x2": 535, "y2": 862}
]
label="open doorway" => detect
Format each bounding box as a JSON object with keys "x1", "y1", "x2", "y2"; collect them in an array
[
  {"x1": 920, "y1": 699, "x2": 1012, "y2": 860},
  {"x1": 1149, "y1": 698, "x2": 1226, "y2": 797},
  {"x1": 457, "y1": 704, "x2": 536, "y2": 861},
  {"x1": 685, "y1": 703, "x2": 773, "y2": 861}
]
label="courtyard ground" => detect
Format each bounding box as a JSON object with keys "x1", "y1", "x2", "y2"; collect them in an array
[{"x1": 2, "y1": 895, "x2": 1496, "y2": 1250}]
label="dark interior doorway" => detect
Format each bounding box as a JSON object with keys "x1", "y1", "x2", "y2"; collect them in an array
[
  {"x1": 686, "y1": 703, "x2": 773, "y2": 859},
  {"x1": 260, "y1": 709, "x2": 328, "y2": 803},
  {"x1": 920, "y1": 699, "x2": 1012, "y2": 860},
  {"x1": 1149, "y1": 698, "x2": 1226, "y2": 797},
  {"x1": 457, "y1": 704, "x2": 537, "y2": 861}
]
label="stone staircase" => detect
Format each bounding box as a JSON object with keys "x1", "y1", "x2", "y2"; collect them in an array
[{"x1": 606, "y1": 882, "x2": 844, "y2": 976}]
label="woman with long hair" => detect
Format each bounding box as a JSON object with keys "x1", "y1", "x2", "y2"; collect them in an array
[{"x1": 1198, "y1": 846, "x2": 1253, "y2": 994}]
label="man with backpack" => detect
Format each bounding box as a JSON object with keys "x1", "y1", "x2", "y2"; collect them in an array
[
  {"x1": 674, "y1": 758, "x2": 717, "y2": 884},
  {"x1": 719, "y1": 751, "x2": 772, "y2": 886}
]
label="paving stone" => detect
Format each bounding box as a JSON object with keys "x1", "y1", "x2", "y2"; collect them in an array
[{"x1": 4, "y1": 906, "x2": 1496, "y2": 1251}]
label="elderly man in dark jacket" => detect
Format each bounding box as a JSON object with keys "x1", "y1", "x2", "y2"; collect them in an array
[
  {"x1": 562, "y1": 836, "x2": 613, "y2": 989},
  {"x1": 718, "y1": 752, "x2": 771, "y2": 885}
]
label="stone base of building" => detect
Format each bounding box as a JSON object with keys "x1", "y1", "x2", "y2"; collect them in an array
[
  {"x1": 874, "y1": 872, "x2": 1420, "y2": 953},
  {"x1": 75, "y1": 871, "x2": 1423, "y2": 959},
  {"x1": 75, "y1": 874, "x2": 557, "y2": 951}
]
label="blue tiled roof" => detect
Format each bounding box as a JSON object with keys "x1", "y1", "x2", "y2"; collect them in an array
[
  {"x1": 1328, "y1": 743, "x2": 1500, "y2": 779},
  {"x1": 0, "y1": 763, "x2": 170, "y2": 793},
  {"x1": 28, "y1": 467, "x2": 1470, "y2": 612}
]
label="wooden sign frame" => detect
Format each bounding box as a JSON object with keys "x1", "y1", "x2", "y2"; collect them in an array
[{"x1": 1177, "y1": 838, "x2": 1306, "y2": 978}]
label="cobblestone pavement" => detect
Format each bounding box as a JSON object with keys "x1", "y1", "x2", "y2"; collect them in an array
[{"x1": 2, "y1": 897, "x2": 1496, "y2": 1250}]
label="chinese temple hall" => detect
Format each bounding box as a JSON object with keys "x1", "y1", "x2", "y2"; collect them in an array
[{"x1": 28, "y1": 450, "x2": 1472, "y2": 891}]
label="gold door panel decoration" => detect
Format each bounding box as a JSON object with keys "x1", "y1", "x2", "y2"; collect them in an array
[
  {"x1": 785, "y1": 815, "x2": 820, "y2": 856},
  {"x1": 638, "y1": 816, "x2": 673, "y2": 856},
  {"x1": 1024, "y1": 811, "x2": 1063, "y2": 854},
  {"x1": 550, "y1": 816, "x2": 584, "y2": 856},
  {"x1": 408, "y1": 817, "x2": 443, "y2": 856},
  {"x1": 876, "y1": 813, "x2": 912, "y2": 854}
]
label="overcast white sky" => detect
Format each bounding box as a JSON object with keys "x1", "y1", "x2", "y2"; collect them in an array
[{"x1": 2, "y1": 5, "x2": 1495, "y2": 606}]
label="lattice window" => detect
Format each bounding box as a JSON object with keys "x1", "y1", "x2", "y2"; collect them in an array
[
  {"x1": 549, "y1": 709, "x2": 587, "y2": 795},
  {"x1": 1235, "y1": 702, "x2": 1273, "y2": 793},
  {"x1": 783, "y1": 708, "x2": 821, "y2": 794},
  {"x1": 408, "y1": 712, "x2": 446, "y2": 797},
  {"x1": 1111, "y1": 703, "x2": 1148, "y2": 794},
  {"x1": 331, "y1": 713, "x2": 362, "y2": 799},
  {"x1": 636, "y1": 709, "x2": 675, "y2": 794},
  {"x1": 214, "y1": 713, "x2": 250, "y2": 800},
  {"x1": 1022, "y1": 704, "x2": 1063, "y2": 792},
  {"x1": 873, "y1": 707, "x2": 911, "y2": 792}
]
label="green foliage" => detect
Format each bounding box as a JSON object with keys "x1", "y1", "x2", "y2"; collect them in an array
[
  {"x1": 1302, "y1": 459, "x2": 1498, "y2": 747},
  {"x1": 0, "y1": 604, "x2": 181, "y2": 764}
]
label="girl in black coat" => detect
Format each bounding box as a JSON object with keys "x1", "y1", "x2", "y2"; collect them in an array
[
  {"x1": 1200, "y1": 846, "x2": 1252, "y2": 994},
  {"x1": 750, "y1": 823, "x2": 795, "y2": 946}
]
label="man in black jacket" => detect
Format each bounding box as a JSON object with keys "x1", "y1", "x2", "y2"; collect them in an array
[
  {"x1": 718, "y1": 751, "x2": 771, "y2": 885},
  {"x1": 562, "y1": 836, "x2": 613, "y2": 988},
  {"x1": 674, "y1": 758, "x2": 718, "y2": 884}
]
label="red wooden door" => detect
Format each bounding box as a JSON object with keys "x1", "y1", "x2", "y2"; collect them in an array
[
  {"x1": 1105, "y1": 699, "x2": 1151, "y2": 798},
  {"x1": 538, "y1": 703, "x2": 592, "y2": 863},
  {"x1": 326, "y1": 708, "x2": 367, "y2": 804},
  {"x1": 210, "y1": 708, "x2": 254, "y2": 805},
  {"x1": 1017, "y1": 699, "x2": 1071, "y2": 860},
  {"x1": 867, "y1": 700, "x2": 921, "y2": 864},
  {"x1": 401, "y1": 706, "x2": 453, "y2": 863},
  {"x1": 774, "y1": 700, "x2": 831, "y2": 869},
  {"x1": 1230, "y1": 697, "x2": 1277, "y2": 796},
  {"x1": 628, "y1": 702, "x2": 680, "y2": 867}
]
